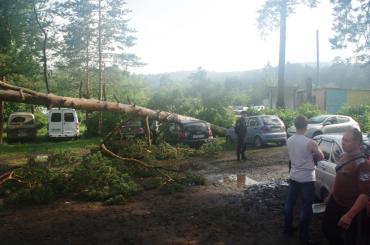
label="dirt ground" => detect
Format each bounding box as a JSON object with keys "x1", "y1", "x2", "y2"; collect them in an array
[{"x1": 0, "y1": 145, "x2": 330, "y2": 245}]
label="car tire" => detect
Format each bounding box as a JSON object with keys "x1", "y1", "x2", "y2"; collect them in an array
[
  {"x1": 312, "y1": 131, "x2": 322, "y2": 138},
  {"x1": 254, "y1": 136, "x2": 263, "y2": 148},
  {"x1": 226, "y1": 135, "x2": 233, "y2": 144}
]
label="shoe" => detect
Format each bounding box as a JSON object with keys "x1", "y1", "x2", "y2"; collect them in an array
[{"x1": 299, "y1": 239, "x2": 320, "y2": 245}]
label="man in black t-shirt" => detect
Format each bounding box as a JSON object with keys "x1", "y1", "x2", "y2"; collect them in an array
[{"x1": 234, "y1": 112, "x2": 247, "y2": 161}]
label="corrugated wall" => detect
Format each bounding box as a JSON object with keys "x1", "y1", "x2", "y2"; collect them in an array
[
  {"x1": 326, "y1": 89, "x2": 347, "y2": 113},
  {"x1": 347, "y1": 90, "x2": 370, "y2": 105}
]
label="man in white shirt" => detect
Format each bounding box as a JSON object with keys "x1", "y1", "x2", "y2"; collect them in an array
[{"x1": 284, "y1": 115, "x2": 324, "y2": 245}]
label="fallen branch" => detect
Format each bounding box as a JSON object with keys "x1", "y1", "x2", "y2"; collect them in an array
[{"x1": 0, "y1": 171, "x2": 25, "y2": 186}]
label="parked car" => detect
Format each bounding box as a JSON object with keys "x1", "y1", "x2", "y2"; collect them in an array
[
  {"x1": 287, "y1": 114, "x2": 360, "y2": 138},
  {"x1": 225, "y1": 115, "x2": 287, "y2": 147},
  {"x1": 120, "y1": 120, "x2": 146, "y2": 138},
  {"x1": 313, "y1": 133, "x2": 370, "y2": 201},
  {"x1": 160, "y1": 120, "x2": 213, "y2": 147},
  {"x1": 233, "y1": 106, "x2": 248, "y2": 115},
  {"x1": 7, "y1": 112, "x2": 38, "y2": 143},
  {"x1": 48, "y1": 108, "x2": 79, "y2": 140}
]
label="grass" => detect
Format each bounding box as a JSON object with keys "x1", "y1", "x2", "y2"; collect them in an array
[{"x1": 0, "y1": 136, "x2": 100, "y2": 166}]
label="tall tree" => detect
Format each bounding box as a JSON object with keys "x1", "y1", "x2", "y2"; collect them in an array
[
  {"x1": 257, "y1": 0, "x2": 318, "y2": 108},
  {"x1": 330, "y1": 0, "x2": 370, "y2": 65}
]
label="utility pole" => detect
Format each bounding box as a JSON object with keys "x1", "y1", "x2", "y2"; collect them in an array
[{"x1": 316, "y1": 30, "x2": 320, "y2": 85}]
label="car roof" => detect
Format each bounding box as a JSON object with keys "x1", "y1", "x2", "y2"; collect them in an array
[{"x1": 9, "y1": 112, "x2": 34, "y2": 117}]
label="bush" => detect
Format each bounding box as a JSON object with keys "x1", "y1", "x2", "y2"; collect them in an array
[
  {"x1": 66, "y1": 152, "x2": 139, "y2": 205},
  {"x1": 339, "y1": 104, "x2": 370, "y2": 132},
  {"x1": 197, "y1": 140, "x2": 222, "y2": 157},
  {"x1": 1, "y1": 163, "x2": 62, "y2": 206}
]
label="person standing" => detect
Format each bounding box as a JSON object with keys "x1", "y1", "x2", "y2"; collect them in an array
[
  {"x1": 284, "y1": 115, "x2": 324, "y2": 245},
  {"x1": 323, "y1": 128, "x2": 370, "y2": 245},
  {"x1": 234, "y1": 111, "x2": 247, "y2": 161}
]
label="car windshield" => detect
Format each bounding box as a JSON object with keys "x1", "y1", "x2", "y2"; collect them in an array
[
  {"x1": 184, "y1": 122, "x2": 207, "y2": 132},
  {"x1": 308, "y1": 115, "x2": 329, "y2": 124},
  {"x1": 262, "y1": 116, "x2": 282, "y2": 126}
]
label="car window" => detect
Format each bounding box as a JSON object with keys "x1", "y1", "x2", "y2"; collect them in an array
[
  {"x1": 308, "y1": 115, "x2": 328, "y2": 124},
  {"x1": 184, "y1": 122, "x2": 207, "y2": 132},
  {"x1": 325, "y1": 117, "x2": 338, "y2": 125},
  {"x1": 64, "y1": 113, "x2": 75, "y2": 122},
  {"x1": 261, "y1": 116, "x2": 282, "y2": 126},
  {"x1": 10, "y1": 116, "x2": 26, "y2": 124},
  {"x1": 332, "y1": 142, "x2": 342, "y2": 163},
  {"x1": 169, "y1": 123, "x2": 180, "y2": 133},
  {"x1": 248, "y1": 118, "x2": 258, "y2": 127},
  {"x1": 337, "y1": 116, "x2": 349, "y2": 123},
  {"x1": 318, "y1": 140, "x2": 333, "y2": 161},
  {"x1": 51, "y1": 113, "x2": 62, "y2": 122}
]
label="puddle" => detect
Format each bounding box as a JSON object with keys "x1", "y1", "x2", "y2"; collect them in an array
[{"x1": 207, "y1": 174, "x2": 258, "y2": 187}]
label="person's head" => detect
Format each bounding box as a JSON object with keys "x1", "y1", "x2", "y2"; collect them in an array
[
  {"x1": 342, "y1": 128, "x2": 363, "y2": 154},
  {"x1": 294, "y1": 115, "x2": 308, "y2": 131}
]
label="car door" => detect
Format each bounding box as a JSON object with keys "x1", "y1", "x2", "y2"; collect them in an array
[
  {"x1": 246, "y1": 117, "x2": 259, "y2": 144},
  {"x1": 322, "y1": 117, "x2": 339, "y2": 134},
  {"x1": 316, "y1": 139, "x2": 337, "y2": 193},
  {"x1": 336, "y1": 116, "x2": 352, "y2": 132},
  {"x1": 62, "y1": 111, "x2": 77, "y2": 136}
]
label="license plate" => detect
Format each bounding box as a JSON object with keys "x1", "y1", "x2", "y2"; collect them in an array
[
  {"x1": 271, "y1": 127, "x2": 281, "y2": 132},
  {"x1": 192, "y1": 134, "x2": 204, "y2": 139}
]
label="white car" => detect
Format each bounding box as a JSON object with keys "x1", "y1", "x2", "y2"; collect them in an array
[
  {"x1": 287, "y1": 115, "x2": 360, "y2": 138},
  {"x1": 313, "y1": 133, "x2": 370, "y2": 200}
]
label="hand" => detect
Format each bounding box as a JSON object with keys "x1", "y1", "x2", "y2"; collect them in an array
[{"x1": 337, "y1": 213, "x2": 353, "y2": 230}]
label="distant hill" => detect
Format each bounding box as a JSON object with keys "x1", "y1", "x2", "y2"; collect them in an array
[{"x1": 136, "y1": 62, "x2": 370, "y2": 90}]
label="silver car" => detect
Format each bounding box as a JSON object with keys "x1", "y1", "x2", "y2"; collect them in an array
[
  {"x1": 287, "y1": 115, "x2": 360, "y2": 138},
  {"x1": 313, "y1": 133, "x2": 370, "y2": 201},
  {"x1": 225, "y1": 115, "x2": 287, "y2": 147}
]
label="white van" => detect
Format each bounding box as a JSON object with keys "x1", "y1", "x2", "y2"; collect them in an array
[{"x1": 48, "y1": 108, "x2": 79, "y2": 139}]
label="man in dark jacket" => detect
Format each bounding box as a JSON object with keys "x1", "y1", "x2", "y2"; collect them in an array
[{"x1": 234, "y1": 112, "x2": 247, "y2": 161}]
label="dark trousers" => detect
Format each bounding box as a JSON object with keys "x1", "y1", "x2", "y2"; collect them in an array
[
  {"x1": 284, "y1": 180, "x2": 315, "y2": 242},
  {"x1": 236, "y1": 136, "x2": 246, "y2": 160},
  {"x1": 323, "y1": 197, "x2": 363, "y2": 245}
]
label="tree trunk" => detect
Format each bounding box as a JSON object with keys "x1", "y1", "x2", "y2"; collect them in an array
[
  {"x1": 98, "y1": 0, "x2": 103, "y2": 135},
  {"x1": 0, "y1": 82, "x2": 226, "y2": 136},
  {"x1": 33, "y1": 0, "x2": 50, "y2": 94},
  {"x1": 276, "y1": 0, "x2": 287, "y2": 108},
  {"x1": 0, "y1": 100, "x2": 3, "y2": 145}
]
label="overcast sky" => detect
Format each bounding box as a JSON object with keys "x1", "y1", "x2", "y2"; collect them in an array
[{"x1": 126, "y1": 0, "x2": 352, "y2": 74}]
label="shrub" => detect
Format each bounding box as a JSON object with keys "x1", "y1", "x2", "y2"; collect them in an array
[
  {"x1": 197, "y1": 140, "x2": 222, "y2": 157},
  {"x1": 339, "y1": 104, "x2": 370, "y2": 132},
  {"x1": 66, "y1": 152, "x2": 139, "y2": 205},
  {"x1": 1, "y1": 163, "x2": 61, "y2": 206}
]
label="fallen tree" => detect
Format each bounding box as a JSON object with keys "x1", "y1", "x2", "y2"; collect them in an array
[{"x1": 0, "y1": 81, "x2": 226, "y2": 135}]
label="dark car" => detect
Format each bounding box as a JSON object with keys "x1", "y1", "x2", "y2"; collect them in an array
[
  {"x1": 161, "y1": 120, "x2": 213, "y2": 147},
  {"x1": 225, "y1": 115, "x2": 287, "y2": 147},
  {"x1": 120, "y1": 120, "x2": 145, "y2": 138},
  {"x1": 7, "y1": 112, "x2": 38, "y2": 143}
]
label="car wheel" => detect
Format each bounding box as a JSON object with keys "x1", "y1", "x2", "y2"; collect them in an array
[
  {"x1": 254, "y1": 136, "x2": 263, "y2": 148},
  {"x1": 312, "y1": 131, "x2": 322, "y2": 138},
  {"x1": 226, "y1": 135, "x2": 233, "y2": 144}
]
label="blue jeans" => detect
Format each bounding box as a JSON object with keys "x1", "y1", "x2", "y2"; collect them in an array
[{"x1": 284, "y1": 179, "x2": 315, "y2": 242}]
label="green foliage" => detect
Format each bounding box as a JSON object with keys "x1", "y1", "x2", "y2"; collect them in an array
[
  {"x1": 330, "y1": 0, "x2": 370, "y2": 64},
  {"x1": 67, "y1": 152, "x2": 139, "y2": 204},
  {"x1": 1, "y1": 164, "x2": 61, "y2": 206},
  {"x1": 339, "y1": 104, "x2": 370, "y2": 132},
  {"x1": 197, "y1": 140, "x2": 223, "y2": 157},
  {"x1": 297, "y1": 103, "x2": 322, "y2": 119}
]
